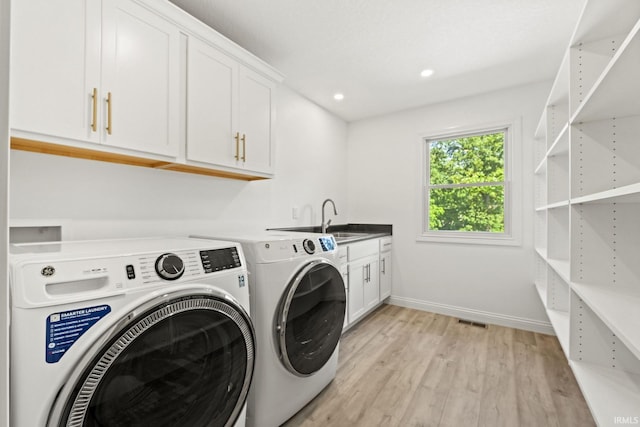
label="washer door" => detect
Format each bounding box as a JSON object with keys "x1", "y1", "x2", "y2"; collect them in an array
[
  {"x1": 276, "y1": 259, "x2": 346, "y2": 377},
  {"x1": 49, "y1": 291, "x2": 255, "y2": 427}
]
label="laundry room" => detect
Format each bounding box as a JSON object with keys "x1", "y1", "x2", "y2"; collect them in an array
[{"x1": 2, "y1": 0, "x2": 640, "y2": 426}]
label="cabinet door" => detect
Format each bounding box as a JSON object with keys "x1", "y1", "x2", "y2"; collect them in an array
[
  {"x1": 101, "y1": 0, "x2": 180, "y2": 157},
  {"x1": 364, "y1": 257, "x2": 380, "y2": 311},
  {"x1": 238, "y1": 66, "x2": 275, "y2": 174},
  {"x1": 348, "y1": 259, "x2": 366, "y2": 324},
  {"x1": 186, "y1": 37, "x2": 239, "y2": 168},
  {"x1": 379, "y1": 251, "x2": 392, "y2": 300},
  {"x1": 11, "y1": 0, "x2": 100, "y2": 143},
  {"x1": 340, "y1": 263, "x2": 349, "y2": 329}
]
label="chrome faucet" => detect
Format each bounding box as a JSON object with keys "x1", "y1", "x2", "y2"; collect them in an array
[{"x1": 321, "y1": 199, "x2": 338, "y2": 234}]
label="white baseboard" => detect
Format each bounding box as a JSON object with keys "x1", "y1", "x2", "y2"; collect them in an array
[{"x1": 387, "y1": 295, "x2": 554, "y2": 335}]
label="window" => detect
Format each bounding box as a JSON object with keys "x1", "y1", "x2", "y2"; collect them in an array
[{"x1": 420, "y1": 124, "x2": 517, "y2": 245}]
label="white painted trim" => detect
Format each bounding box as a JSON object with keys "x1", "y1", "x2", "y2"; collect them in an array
[
  {"x1": 1, "y1": 0, "x2": 11, "y2": 424},
  {"x1": 387, "y1": 296, "x2": 554, "y2": 335}
]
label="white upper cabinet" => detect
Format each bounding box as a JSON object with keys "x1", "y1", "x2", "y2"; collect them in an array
[
  {"x1": 11, "y1": 0, "x2": 180, "y2": 158},
  {"x1": 186, "y1": 37, "x2": 238, "y2": 169},
  {"x1": 11, "y1": 0, "x2": 100, "y2": 144},
  {"x1": 10, "y1": 0, "x2": 283, "y2": 180},
  {"x1": 237, "y1": 66, "x2": 275, "y2": 174},
  {"x1": 100, "y1": 0, "x2": 180, "y2": 157},
  {"x1": 186, "y1": 37, "x2": 276, "y2": 176}
]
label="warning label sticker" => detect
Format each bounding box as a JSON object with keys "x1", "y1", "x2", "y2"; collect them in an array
[{"x1": 45, "y1": 305, "x2": 111, "y2": 364}]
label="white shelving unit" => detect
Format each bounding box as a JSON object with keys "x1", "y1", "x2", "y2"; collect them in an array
[{"x1": 534, "y1": 1, "x2": 640, "y2": 424}]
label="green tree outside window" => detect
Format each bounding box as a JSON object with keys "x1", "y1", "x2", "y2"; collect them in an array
[{"x1": 428, "y1": 130, "x2": 506, "y2": 233}]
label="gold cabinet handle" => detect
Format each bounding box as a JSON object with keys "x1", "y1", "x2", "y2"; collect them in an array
[
  {"x1": 241, "y1": 134, "x2": 246, "y2": 162},
  {"x1": 234, "y1": 132, "x2": 240, "y2": 160},
  {"x1": 106, "y1": 92, "x2": 113, "y2": 135},
  {"x1": 91, "y1": 88, "x2": 98, "y2": 132}
]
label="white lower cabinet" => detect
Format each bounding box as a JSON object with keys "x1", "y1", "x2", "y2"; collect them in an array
[
  {"x1": 379, "y1": 237, "x2": 392, "y2": 301},
  {"x1": 348, "y1": 257, "x2": 366, "y2": 324},
  {"x1": 362, "y1": 256, "x2": 380, "y2": 312},
  {"x1": 337, "y1": 246, "x2": 349, "y2": 329},
  {"x1": 341, "y1": 237, "x2": 391, "y2": 330}
]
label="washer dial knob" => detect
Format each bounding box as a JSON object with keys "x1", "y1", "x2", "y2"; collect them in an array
[
  {"x1": 155, "y1": 253, "x2": 185, "y2": 280},
  {"x1": 302, "y1": 239, "x2": 316, "y2": 255}
]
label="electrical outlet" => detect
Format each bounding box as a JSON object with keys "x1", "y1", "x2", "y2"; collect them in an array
[{"x1": 292, "y1": 206, "x2": 299, "y2": 220}]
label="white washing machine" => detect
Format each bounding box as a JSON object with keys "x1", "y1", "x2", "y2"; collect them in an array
[
  {"x1": 9, "y1": 237, "x2": 255, "y2": 427},
  {"x1": 193, "y1": 231, "x2": 346, "y2": 427}
]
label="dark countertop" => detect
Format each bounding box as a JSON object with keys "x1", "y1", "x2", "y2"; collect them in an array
[{"x1": 270, "y1": 223, "x2": 392, "y2": 244}]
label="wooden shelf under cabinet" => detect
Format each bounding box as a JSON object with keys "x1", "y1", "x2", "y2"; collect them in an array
[{"x1": 11, "y1": 137, "x2": 270, "y2": 182}]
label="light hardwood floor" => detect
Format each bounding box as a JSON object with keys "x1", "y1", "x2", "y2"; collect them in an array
[{"x1": 282, "y1": 304, "x2": 595, "y2": 427}]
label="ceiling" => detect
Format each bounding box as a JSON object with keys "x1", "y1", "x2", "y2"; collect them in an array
[{"x1": 169, "y1": 0, "x2": 585, "y2": 122}]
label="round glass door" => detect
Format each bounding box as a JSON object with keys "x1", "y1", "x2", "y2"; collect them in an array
[
  {"x1": 52, "y1": 293, "x2": 255, "y2": 427},
  {"x1": 276, "y1": 259, "x2": 346, "y2": 376}
]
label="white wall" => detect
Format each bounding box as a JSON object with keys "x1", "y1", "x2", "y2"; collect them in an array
[
  {"x1": 1, "y1": 0, "x2": 10, "y2": 423},
  {"x1": 9, "y1": 85, "x2": 348, "y2": 238},
  {"x1": 346, "y1": 82, "x2": 551, "y2": 332}
]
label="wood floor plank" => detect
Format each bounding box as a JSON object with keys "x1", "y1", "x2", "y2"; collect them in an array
[
  {"x1": 513, "y1": 339, "x2": 561, "y2": 427},
  {"x1": 282, "y1": 305, "x2": 595, "y2": 427},
  {"x1": 536, "y1": 333, "x2": 595, "y2": 427},
  {"x1": 478, "y1": 325, "x2": 519, "y2": 427}
]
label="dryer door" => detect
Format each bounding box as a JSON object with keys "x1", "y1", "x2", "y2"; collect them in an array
[
  {"x1": 276, "y1": 259, "x2": 346, "y2": 377},
  {"x1": 48, "y1": 291, "x2": 255, "y2": 427}
]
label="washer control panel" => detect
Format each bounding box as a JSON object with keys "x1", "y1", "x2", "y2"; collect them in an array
[
  {"x1": 155, "y1": 253, "x2": 185, "y2": 281},
  {"x1": 137, "y1": 246, "x2": 243, "y2": 283},
  {"x1": 199, "y1": 247, "x2": 242, "y2": 273}
]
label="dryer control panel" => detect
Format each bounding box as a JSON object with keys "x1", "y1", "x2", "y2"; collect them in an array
[{"x1": 251, "y1": 235, "x2": 338, "y2": 263}]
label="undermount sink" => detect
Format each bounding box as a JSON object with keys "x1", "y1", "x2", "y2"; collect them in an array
[
  {"x1": 330, "y1": 231, "x2": 370, "y2": 242},
  {"x1": 331, "y1": 232, "x2": 368, "y2": 237}
]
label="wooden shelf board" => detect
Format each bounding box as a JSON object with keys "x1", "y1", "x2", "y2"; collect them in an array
[
  {"x1": 571, "y1": 282, "x2": 640, "y2": 361},
  {"x1": 570, "y1": 361, "x2": 640, "y2": 425},
  {"x1": 571, "y1": 20, "x2": 640, "y2": 123},
  {"x1": 571, "y1": 182, "x2": 640, "y2": 205},
  {"x1": 10, "y1": 137, "x2": 270, "y2": 182}
]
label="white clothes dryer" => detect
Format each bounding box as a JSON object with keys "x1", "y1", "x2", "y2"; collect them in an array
[
  {"x1": 193, "y1": 232, "x2": 346, "y2": 427},
  {"x1": 9, "y1": 237, "x2": 255, "y2": 427}
]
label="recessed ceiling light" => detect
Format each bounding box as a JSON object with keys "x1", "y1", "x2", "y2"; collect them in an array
[
  {"x1": 333, "y1": 93, "x2": 344, "y2": 101},
  {"x1": 420, "y1": 69, "x2": 434, "y2": 78}
]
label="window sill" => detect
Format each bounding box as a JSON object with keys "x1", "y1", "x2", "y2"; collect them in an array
[{"x1": 417, "y1": 232, "x2": 520, "y2": 247}]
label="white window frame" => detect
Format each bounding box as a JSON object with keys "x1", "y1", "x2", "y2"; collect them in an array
[{"x1": 417, "y1": 119, "x2": 521, "y2": 246}]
